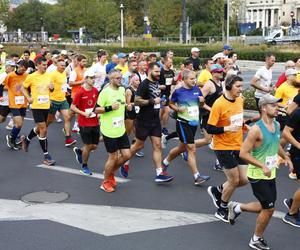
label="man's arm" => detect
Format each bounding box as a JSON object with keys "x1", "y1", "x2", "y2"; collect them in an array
[{"x1": 250, "y1": 76, "x2": 270, "y2": 92}]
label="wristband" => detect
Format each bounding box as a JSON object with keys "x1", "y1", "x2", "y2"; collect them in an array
[
  {"x1": 149, "y1": 98, "x2": 155, "y2": 105},
  {"x1": 105, "y1": 106, "x2": 113, "y2": 112}
]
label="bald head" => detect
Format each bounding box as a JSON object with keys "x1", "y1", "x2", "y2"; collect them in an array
[{"x1": 285, "y1": 60, "x2": 295, "y2": 69}]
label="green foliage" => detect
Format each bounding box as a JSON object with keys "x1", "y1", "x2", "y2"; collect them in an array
[
  {"x1": 243, "y1": 89, "x2": 257, "y2": 111},
  {"x1": 0, "y1": 0, "x2": 9, "y2": 23}
]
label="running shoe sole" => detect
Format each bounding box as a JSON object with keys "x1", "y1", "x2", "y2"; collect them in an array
[
  {"x1": 228, "y1": 202, "x2": 236, "y2": 225},
  {"x1": 80, "y1": 170, "x2": 92, "y2": 176},
  {"x1": 73, "y1": 147, "x2": 82, "y2": 164},
  {"x1": 43, "y1": 160, "x2": 56, "y2": 166},
  {"x1": 65, "y1": 139, "x2": 77, "y2": 147},
  {"x1": 155, "y1": 176, "x2": 174, "y2": 183},
  {"x1": 6, "y1": 135, "x2": 12, "y2": 149},
  {"x1": 207, "y1": 186, "x2": 221, "y2": 209},
  {"x1": 214, "y1": 212, "x2": 229, "y2": 223},
  {"x1": 100, "y1": 185, "x2": 115, "y2": 193},
  {"x1": 282, "y1": 216, "x2": 300, "y2": 228}
]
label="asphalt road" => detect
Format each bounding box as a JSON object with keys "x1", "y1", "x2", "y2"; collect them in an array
[{"x1": 0, "y1": 109, "x2": 298, "y2": 250}]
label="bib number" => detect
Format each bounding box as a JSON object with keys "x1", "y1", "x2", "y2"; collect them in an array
[
  {"x1": 0, "y1": 91, "x2": 8, "y2": 105},
  {"x1": 165, "y1": 78, "x2": 173, "y2": 86},
  {"x1": 134, "y1": 106, "x2": 140, "y2": 114},
  {"x1": 265, "y1": 154, "x2": 277, "y2": 170},
  {"x1": 154, "y1": 103, "x2": 160, "y2": 109},
  {"x1": 85, "y1": 108, "x2": 96, "y2": 118},
  {"x1": 61, "y1": 84, "x2": 68, "y2": 92},
  {"x1": 230, "y1": 113, "x2": 243, "y2": 126},
  {"x1": 187, "y1": 106, "x2": 199, "y2": 117},
  {"x1": 37, "y1": 95, "x2": 49, "y2": 104},
  {"x1": 112, "y1": 117, "x2": 124, "y2": 128},
  {"x1": 15, "y1": 96, "x2": 25, "y2": 105}
]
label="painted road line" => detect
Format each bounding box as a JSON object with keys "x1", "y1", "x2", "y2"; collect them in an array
[{"x1": 36, "y1": 164, "x2": 130, "y2": 183}]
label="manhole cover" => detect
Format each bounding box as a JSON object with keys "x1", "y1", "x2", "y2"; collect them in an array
[{"x1": 21, "y1": 191, "x2": 69, "y2": 204}]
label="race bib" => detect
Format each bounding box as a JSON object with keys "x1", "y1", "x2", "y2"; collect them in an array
[
  {"x1": 112, "y1": 117, "x2": 124, "y2": 128},
  {"x1": 134, "y1": 106, "x2": 140, "y2": 114},
  {"x1": 0, "y1": 91, "x2": 8, "y2": 106},
  {"x1": 265, "y1": 154, "x2": 277, "y2": 170},
  {"x1": 85, "y1": 108, "x2": 96, "y2": 118},
  {"x1": 154, "y1": 103, "x2": 160, "y2": 109},
  {"x1": 61, "y1": 84, "x2": 68, "y2": 93},
  {"x1": 15, "y1": 96, "x2": 25, "y2": 105},
  {"x1": 37, "y1": 95, "x2": 49, "y2": 104},
  {"x1": 187, "y1": 106, "x2": 199, "y2": 117},
  {"x1": 165, "y1": 78, "x2": 173, "y2": 86},
  {"x1": 230, "y1": 113, "x2": 243, "y2": 126}
]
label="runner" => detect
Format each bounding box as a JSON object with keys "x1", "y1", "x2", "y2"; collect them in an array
[
  {"x1": 89, "y1": 50, "x2": 107, "y2": 91},
  {"x1": 71, "y1": 70, "x2": 99, "y2": 175},
  {"x1": 162, "y1": 70, "x2": 210, "y2": 185},
  {"x1": 21, "y1": 57, "x2": 56, "y2": 166},
  {"x1": 95, "y1": 69, "x2": 131, "y2": 192},
  {"x1": 206, "y1": 75, "x2": 248, "y2": 222},
  {"x1": 197, "y1": 58, "x2": 213, "y2": 87},
  {"x1": 227, "y1": 94, "x2": 292, "y2": 250},
  {"x1": 130, "y1": 62, "x2": 173, "y2": 183},
  {"x1": 47, "y1": 59, "x2": 76, "y2": 147}
]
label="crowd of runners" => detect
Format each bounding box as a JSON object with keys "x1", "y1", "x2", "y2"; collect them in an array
[{"x1": 0, "y1": 43, "x2": 300, "y2": 250}]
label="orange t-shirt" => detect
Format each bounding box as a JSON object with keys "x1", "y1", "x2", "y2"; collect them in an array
[
  {"x1": 4, "y1": 71, "x2": 29, "y2": 109},
  {"x1": 207, "y1": 95, "x2": 243, "y2": 150},
  {"x1": 70, "y1": 67, "x2": 85, "y2": 99}
]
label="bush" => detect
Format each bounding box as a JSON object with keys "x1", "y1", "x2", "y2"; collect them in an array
[{"x1": 243, "y1": 89, "x2": 257, "y2": 111}]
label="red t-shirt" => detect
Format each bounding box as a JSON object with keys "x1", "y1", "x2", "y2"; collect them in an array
[
  {"x1": 275, "y1": 73, "x2": 287, "y2": 88},
  {"x1": 72, "y1": 86, "x2": 99, "y2": 127}
]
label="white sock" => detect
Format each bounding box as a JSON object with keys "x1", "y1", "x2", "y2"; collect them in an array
[
  {"x1": 163, "y1": 158, "x2": 169, "y2": 166},
  {"x1": 156, "y1": 168, "x2": 163, "y2": 176},
  {"x1": 234, "y1": 203, "x2": 242, "y2": 214},
  {"x1": 193, "y1": 172, "x2": 199, "y2": 179},
  {"x1": 253, "y1": 234, "x2": 260, "y2": 241}
]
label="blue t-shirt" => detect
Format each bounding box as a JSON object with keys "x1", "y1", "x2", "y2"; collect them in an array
[{"x1": 171, "y1": 86, "x2": 202, "y2": 122}]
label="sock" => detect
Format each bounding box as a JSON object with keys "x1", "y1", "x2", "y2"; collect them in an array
[
  {"x1": 82, "y1": 163, "x2": 88, "y2": 168},
  {"x1": 193, "y1": 172, "x2": 200, "y2": 180},
  {"x1": 163, "y1": 158, "x2": 169, "y2": 166},
  {"x1": 10, "y1": 126, "x2": 21, "y2": 140},
  {"x1": 66, "y1": 135, "x2": 71, "y2": 140},
  {"x1": 220, "y1": 200, "x2": 228, "y2": 209},
  {"x1": 217, "y1": 185, "x2": 223, "y2": 193},
  {"x1": 38, "y1": 136, "x2": 48, "y2": 153},
  {"x1": 28, "y1": 128, "x2": 38, "y2": 140},
  {"x1": 253, "y1": 234, "x2": 260, "y2": 241},
  {"x1": 234, "y1": 203, "x2": 242, "y2": 214},
  {"x1": 156, "y1": 167, "x2": 163, "y2": 176}
]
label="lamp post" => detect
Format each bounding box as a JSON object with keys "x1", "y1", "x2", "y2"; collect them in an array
[
  {"x1": 226, "y1": 0, "x2": 229, "y2": 45},
  {"x1": 120, "y1": 3, "x2": 124, "y2": 48},
  {"x1": 40, "y1": 17, "x2": 44, "y2": 42}
]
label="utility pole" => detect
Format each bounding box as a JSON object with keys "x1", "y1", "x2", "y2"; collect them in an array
[
  {"x1": 182, "y1": 0, "x2": 187, "y2": 44},
  {"x1": 226, "y1": 0, "x2": 230, "y2": 44}
]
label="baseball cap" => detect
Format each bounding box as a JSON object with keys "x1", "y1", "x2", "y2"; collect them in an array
[
  {"x1": 285, "y1": 68, "x2": 298, "y2": 77},
  {"x1": 5, "y1": 60, "x2": 16, "y2": 67},
  {"x1": 191, "y1": 47, "x2": 200, "y2": 53},
  {"x1": 128, "y1": 52, "x2": 136, "y2": 58},
  {"x1": 258, "y1": 94, "x2": 282, "y2": 108},
  {"x1": 84, "y1": 69, "x2": 96, "y2": 78},
  {"x1": 223, "y1": 44, "x2": 233, "y2": 51},
  {"x1": 60, "y1": 50, "x2": 68, "y2": 55},
  {"x1": 0, "y1": 44, "x2": 4, "y2": 49},
  {"x1": 210, "y1": 64, "x2": 224, "y2": 73},
  {"x1": 212, "y1": 52, "x2": 225, "y2": 61},
  {"x1": 118, "y1": 53, "x2": 127, "y2": 59}
]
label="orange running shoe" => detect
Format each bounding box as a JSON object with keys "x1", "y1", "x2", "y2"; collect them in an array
[
  {"x1": 100, "y1": 180, "x2": 115, "y2": 193},
  {"x1": 108, "y1": 174, "x2": 117, "y2": 188}
]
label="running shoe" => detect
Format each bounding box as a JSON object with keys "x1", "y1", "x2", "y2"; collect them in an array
[
  {"x1": 289, "y1": 172, "x2": 297, "y2": 180},
  {"x1": 215, "y1": 208, "x2": 229, "y2": 223},
  {"x1": 108, "y1": 174, "x2": 117, "y2": 188},
  {"x1": 207, "y1": 186, "x2": 222, "y2": 209},
  {"x1": 43, "y1": 154, "x2": 56, "y2": 166},
  {"x1": 120, "y1": 163, "x2": 129, "y2": 178},
  {"x1": 80, "y1": 166, "x2": 92, "y2": 175},
  {"x1": 194, "y1": 174, "x2": 210, "y2": 186},
  {"x1": 72, "y1": 126, "x2": 80, "y2": 134},
  {"x1": 155, "y1": 174, "x2": 174, "y2": 183},
  {"x1": 228, "y1": 201, "x2": 241, "y2": 225},
  {"x1": 283, "y1": 198, "x2": 293, "y2": 210},
  {"x1": 135, "y1": 150, "x2": 144, "y2": 157},
  {"x1": 73, "y1": 147, "x2": 82, "y2": 164},
  {"x1": 162, "y1": 162, "x2": 169, "y2": 176},
  {"x1": 65, "y1": 138, "x2": 77, "y2": 147},
  {"x1": 21, "y1": 135, "x2": 30, "y2": 152},
  {"x1": 249, "y1": 237, "x2": 270, "y2": 250},
  {"x1": 161, "y1": 134, "x2": 168, "y2": 149},
  {"x1": 213, "y1": 159, "x2": 223, "y2": 171},
  {"x1": 6, "y1": 134, "x2": 18, "y2": 150},
  {"x1": 181, "y1": 151, "x2": 188, "y2": 161},
  {"x1": 282, "y1": 213, "x2": 300, "y2": 228},
  {"x1": 100, "y1": 180, "x2": 115, "y2": 193}
]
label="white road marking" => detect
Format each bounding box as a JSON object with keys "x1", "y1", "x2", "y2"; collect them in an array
[
  {"x1": 36, "y1": 164, "x2": 130, "y2": 183},
  {"x1": 0, "y1": 199, "x2": 218, "y2": 236}
]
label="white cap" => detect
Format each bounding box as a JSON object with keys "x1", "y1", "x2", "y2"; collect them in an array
[
  {"x1": 212, "y1": 52, "x2": 225, "y2": 61},
  {"x1": 60, "y1": 50, "x2": 68, "y2": 55},
  {"x1": 129, "y1": 52, "x2": 136, "y2": 58},
  {"x1": 5, "y1": 60, "x2": 16, "y2": 67},
  {"x1": 84, "y1": 69, "x2": 96, "y2": 78},
  {"x1": 191, "y1": 47, "x2": 200, "y2": 53},
  {"x1": 285, "y1": 68, "x2": 298, "y2": 77}
]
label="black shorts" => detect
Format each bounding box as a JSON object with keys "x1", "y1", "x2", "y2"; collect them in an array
[
  {"x1": 255, "y1": 97, "x2": 261, "y2": 113},
  {"x1": 0, "y1": 106, "x2": 10, "y2": 117},
  {"x1": 290, "y1": 153, "x2": 300, "y2": 179},
  {"x1": 176, "y1": 120, "x2": 197, "y2": 144},
  {"x1": 135, "y1": 120, "x2": 161, "y2": 141},
  {"x1": 214, "y1": 150, "x2": 246, "y2": 169},
  {"x1": 10, "y1": 108, "x2": 26, "y2": 117},
  {"x1": 248, "y1": 178, "x2": 277, "y2": 209},
  {"x1": 125, "y1": 110, "x2": 136, "y2": 120},
  {"x1": 103, "y1": 133, "x2": 130, "y2": 153},
  {"x1": 79, "y1": 126, "x2": 100, "y2": 145},
  {"x1": 32, "y1": 109, "x2": 49, "y2": 123}
]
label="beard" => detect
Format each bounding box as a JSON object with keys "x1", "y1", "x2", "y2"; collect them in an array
[{"x1": 151, "y1": 73, "x2": 160, "y2": 81}]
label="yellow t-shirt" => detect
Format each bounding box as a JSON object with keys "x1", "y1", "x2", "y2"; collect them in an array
[
  {"x1": 23, "y1": 71, "x2": 52, "y2": 109},
  {"x1": 208, "y1": 95, "x2": 244, "y2": 150},
  {"x1": 114, "y1": 64, "x2": 128, "y2": 75},
  {"x1": 197, "y1": 69, "x2": 212, "y2": 87},
  {"x1": 4, "y1": 71, "x2": 28, "y2": 109},
  {"x1": 50, "y1": 70, "x2": 67, "y2": 102},
  {"x1": 275, "y1": 81, "x2": 299, "y2": 107}
]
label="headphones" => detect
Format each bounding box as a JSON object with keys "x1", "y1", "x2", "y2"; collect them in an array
[{"x1": 225, "y1": 75, "x2": 241, "y2": 91}]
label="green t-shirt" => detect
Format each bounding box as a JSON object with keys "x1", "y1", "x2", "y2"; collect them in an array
[{"x1": 98, "y1": 85, "x2": 126, "y2": 138}]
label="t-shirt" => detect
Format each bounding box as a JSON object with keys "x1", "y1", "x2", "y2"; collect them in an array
[
  {"x1": 293, "y1": 93, "x2": 300, "y2": 105},
  {"x1": 159, "y1": 68, "x2": 175, "y2": 98},
  {"x1": 72, "y1": 86, "x2": 99, "y2": 127},
  {"x1": 49, "y1": 70, "x2": 68, "y2": 102},
  {"x1": 197, "y1": 69, "x2": 212, "y2": 87},
  {"x1": 69, "y1": 67, "x2": 85, "y2": 98},
  {"x1": 286, "y1": 107, "x2": 300, "y2": 156},
  {"x1": 254, "y1": 66, "x2": 272, "y2": 98},
  {"x1": 114, "y1": 64, "x2": 128, "y2": 75},
  {"x1": 275, "y1": 72, "x2": 287, "y2": 88},
  {"x1": 46, "y1": 64, "x2": 57, "y2": 73},
  {"x1": 208, "y1": 95, "x2": 244, "y2": 150},
  {"x1": 136, "y1": 78, "x2": 161, "y2": 123},
  {"x1": 4, "y1": 71, "x2": 28, "y2": 109},
  {"x1": 23, "y1": 71, "x2": 52, "y2": 109},
  {"x1": 171, "y1": 86, "x2": 202, "y2": 122},
  {"x1": 187, "y1": 56, "x2": 200, "y2": 71},
  {"x1": 275, "y1": 81, "x2": 299, "y2": 107},
  {"x1": 90, "y1": 62, "x2": 106, "y2": 91},
  {"x1": 98, "y1": 85, "x2": 126, "y2": 138}
]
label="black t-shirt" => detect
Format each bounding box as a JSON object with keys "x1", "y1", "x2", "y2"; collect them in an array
[
  {"x1": 286, "y1": 107, "x2": 300, "y2": 155},
  {"x1": 136, "y1": 78, "x2": 161, "y2": 123},
  {"x1": 293, "y1": 93, "x2": 300, "y2": 106},
  {"x1": 187, "y1": 56, "x2": 200, "y2": 71},
  {"x1": 159, "y1": 68, "x2": 175, "y2": 98}
]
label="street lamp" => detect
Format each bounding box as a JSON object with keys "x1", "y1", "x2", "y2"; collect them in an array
[
  {"x1": 120, "y1": 3, "x2": 124, "y2": 48},
  {"x1": 40, "y1": 17, "x2": 44, "y2": 42}
]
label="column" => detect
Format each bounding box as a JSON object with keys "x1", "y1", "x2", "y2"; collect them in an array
[
  {"x1": 256, "y1": 10, "x2": 260, "y2": 28},
  {"x1": 262, "y1": 9, "x2": 265, "y2": 29},
  {"x1": 250, "y1": 9, "x2": 254, "y2": 23},
  {"x1": 271, "y1": 9, "x2": 274, "y2": 27}
]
